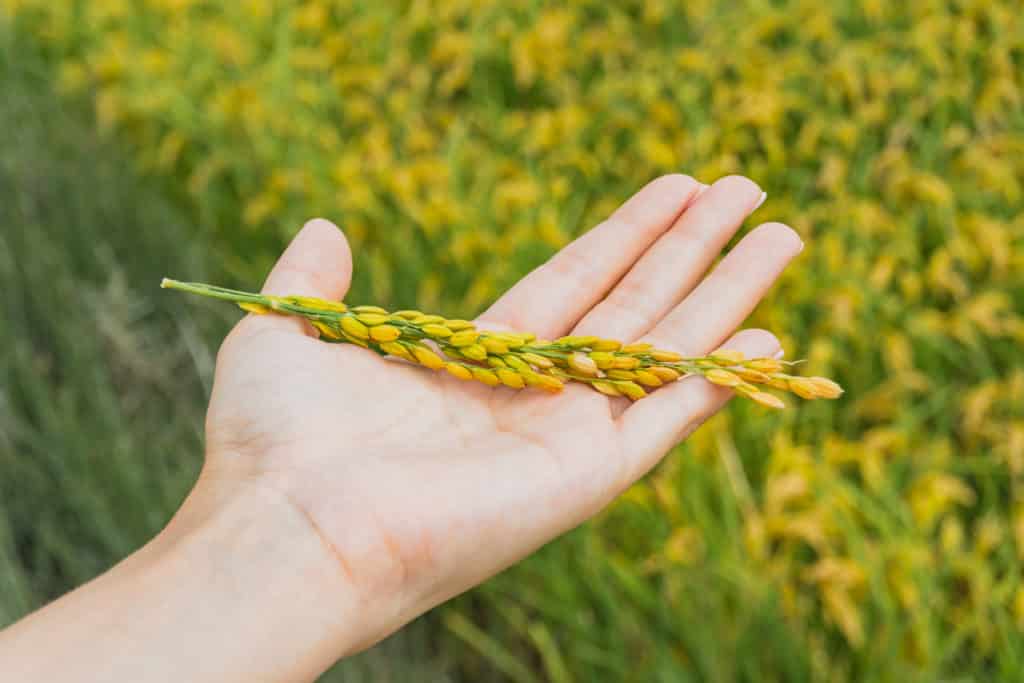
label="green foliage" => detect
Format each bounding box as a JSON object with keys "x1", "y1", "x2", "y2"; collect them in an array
[
  {"x1": 4, "y1": 0, "x2": 1024, "y2": 680},
  {"x1": 0, "y1": 31, "x2": 215, "y2": 619}
]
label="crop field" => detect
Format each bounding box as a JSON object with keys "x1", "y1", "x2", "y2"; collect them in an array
[{"x1": 2, "y1": 1, "x2": 1023, "y2": 680}]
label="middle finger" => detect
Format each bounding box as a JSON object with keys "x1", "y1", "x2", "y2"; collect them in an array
[{"x1": 571, "y1": 175, "x2": 764, "y2": 341}]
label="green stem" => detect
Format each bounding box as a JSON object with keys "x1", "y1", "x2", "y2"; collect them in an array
[{"x1": 160, "y1": 278, "x2": 268, "y2": 305}]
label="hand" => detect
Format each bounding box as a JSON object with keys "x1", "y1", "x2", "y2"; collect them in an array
[{"x1": 193, "y1": 174, "x2": 802, "y2": 656}]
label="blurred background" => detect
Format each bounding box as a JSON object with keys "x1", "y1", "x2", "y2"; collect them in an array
[{"x1": 1, "y1": 1, "x2": 1022, "y2": 680}]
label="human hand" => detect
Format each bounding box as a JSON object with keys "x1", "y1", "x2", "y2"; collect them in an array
[{"x1": 190, "y1": 174, "x2": 802, "y2": 656}]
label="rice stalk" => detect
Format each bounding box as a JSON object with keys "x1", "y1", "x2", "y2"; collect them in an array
[{"x1": 161, "y1": 279, "x2": 843, "y2": 408}]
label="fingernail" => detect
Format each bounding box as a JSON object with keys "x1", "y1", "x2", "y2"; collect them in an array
[
  {"x1": 754, "y1": 191, "x2": 767, "y2": 211},
  {"x1": 773, "y1": 348, "x2": 786, "y2": 359}
]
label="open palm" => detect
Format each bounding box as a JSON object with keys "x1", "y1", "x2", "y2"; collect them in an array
[{"x1": 199, "y1": 174, "x2": 802, "y2": 650}]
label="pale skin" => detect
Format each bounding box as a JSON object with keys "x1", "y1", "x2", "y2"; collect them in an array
[{"x1": 0, "y1": 174, "x2": 803, "y2": 681}]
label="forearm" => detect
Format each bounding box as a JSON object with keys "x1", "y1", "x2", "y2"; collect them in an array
[{"x1": 0, "y1": 480, "x2": 358, "y2": 683}]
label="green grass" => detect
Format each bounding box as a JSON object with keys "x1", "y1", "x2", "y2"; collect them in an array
[
  {"x1": 447, "y1": 465, "x2": 817, "y2": 683},
  {"x1": 0, "y1": 31, "x2": 215, "y2": 620}
]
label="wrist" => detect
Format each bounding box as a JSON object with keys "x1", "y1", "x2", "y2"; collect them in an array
[
  {"x1": 146, "y1": 473, "x2": 365, "y2": 680},
  {"x1": 0, "y1": 470, "x2": 366, "y2": 683}
]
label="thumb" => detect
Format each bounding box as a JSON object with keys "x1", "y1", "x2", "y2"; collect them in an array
[{"x1": 255, "y1": 218, "x2": 353, "y2": 334}]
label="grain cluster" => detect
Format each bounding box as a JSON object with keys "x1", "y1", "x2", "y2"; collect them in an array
[{"x1": 163, "y1": 278, "x2": 842, "y2": 409}]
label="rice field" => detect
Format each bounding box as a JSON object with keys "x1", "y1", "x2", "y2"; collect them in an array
[{"x1": 2, "y1": 1, "x2": 1023, "y2": 680}]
